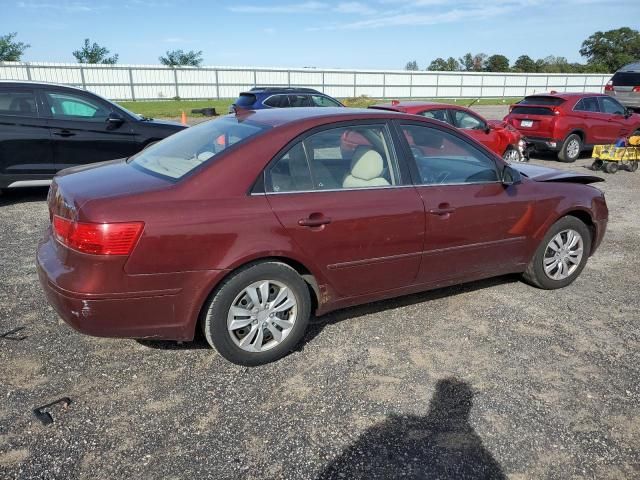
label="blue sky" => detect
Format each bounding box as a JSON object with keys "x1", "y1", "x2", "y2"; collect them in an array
[{"x1": 4, "y1": 0, "x2": 639, "y2": 69}]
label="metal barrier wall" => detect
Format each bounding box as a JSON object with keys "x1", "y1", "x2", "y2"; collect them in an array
[{"x1": 0, "y1": 62, "x2": 611, "y2": 101}]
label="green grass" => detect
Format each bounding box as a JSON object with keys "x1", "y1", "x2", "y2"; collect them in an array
[{"x1": 117, "y1": 96, "x2": 522, "y2": 118}]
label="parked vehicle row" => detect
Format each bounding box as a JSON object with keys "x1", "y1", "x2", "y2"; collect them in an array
[
  {"x1": 504, "y1": 92, "x2": 640, "y2": 162},
  {"x1": 0, "y1": 81, "x2": 185, "y2": 191},
  {"x1": 37, "y1": 107, "x2": 608, "y2": 365}
]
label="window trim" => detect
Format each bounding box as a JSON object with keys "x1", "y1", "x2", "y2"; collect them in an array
[
  {"x1": 391, "y1": 119, "x2": 503, "y2": 188},
  {"x1": 0, "y1": 87, "x2": 40, "y2": 118},
  {"x1": 256, "y1": 120, "x2": 410, "y2": 195}
]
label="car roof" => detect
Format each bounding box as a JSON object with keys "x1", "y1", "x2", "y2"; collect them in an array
[
  {"x1": 230, "y1": 106, "x2": 418, "y2": 128},
  {"x1": 525, "y1": 91, "x2": 606, "y2": 100},
  {"x1": 245, "y1": 87, "x2": 322, "y2": 94},
  {"x1": 0, "y1": 80, "x2": 88, "y2": 92},
  {"x1": 373, "y1": 100, "x2": 445, "y2": 109},
  {"x1": 618, "y1": 62, "x2": 640, "y2": 72}
]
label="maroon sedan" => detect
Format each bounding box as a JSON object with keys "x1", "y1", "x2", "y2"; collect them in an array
[
  {"x1": 37, "y1": 108, "x2": 608, "y2": 365},
  {"x1": 370, "y1": 101, "x2": 526, "y2": 162}
]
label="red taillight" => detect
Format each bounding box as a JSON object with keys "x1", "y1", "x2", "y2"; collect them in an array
[
  {"x1": 604, "y1": 81, "x2": 613, "y2": 92},
  {"x1": 53, "y1": 215, "x2": 144, "y2": 255},
  {"x1": 633, "y1": 86, "x2": 640, "y2": 93}
]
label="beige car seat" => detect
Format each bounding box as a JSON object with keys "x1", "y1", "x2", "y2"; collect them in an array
[{"x1": 343, "y1": 147, "x2": 390, "y2": 188}]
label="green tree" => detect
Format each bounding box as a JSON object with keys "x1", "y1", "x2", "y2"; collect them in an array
[
  {"x1": 72, "y1": 39, "x2": 118, "y2": 64},
  {"x1": 580, "y1": 27, "x2": 640, "y2": 72},
  {"x1": 537, "y1": 55, "x2": 571, "y2": 73},
  {"x1": 428, "y1": 57, "x2": 460, "y2": 71},
  {"x1": 405, "y1": 60, "x2": 419, "y2": 71},
  {"x1": 513, "y1": 55, "x2": 537, "y2": 72},
  {"x1": 458, "y1": 52, "x2": 474, "y2": 71},
  {"x1": 159, "y1": 49, "x2": 203, "y2": 67},
  {"x1": 0, "y1": 32, "x2": 30, "y2": 62},
  {"x1": 484, "y1": 54, "x2": 509, "y2": 72}
]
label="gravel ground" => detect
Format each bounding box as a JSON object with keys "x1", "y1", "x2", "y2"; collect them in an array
[{"x1": 1, "y1": 113, "x2": 639, "y2": 479}]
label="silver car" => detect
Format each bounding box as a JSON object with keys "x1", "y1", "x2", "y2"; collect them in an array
[{"x1": 605, "y1": 62, "x2": 640, "y2": 110}]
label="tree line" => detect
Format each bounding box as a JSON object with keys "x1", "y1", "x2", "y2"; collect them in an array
[
  {"x1": 0, "y1": 33, "x2": 203, "y2": 67},
  {"x1": 406, "y1": 28, "x2": 639, "y2": 74}
]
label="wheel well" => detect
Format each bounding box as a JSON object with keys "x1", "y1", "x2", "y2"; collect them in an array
[
  {"x1": 197, "y1": 256, "x2": 320, "y2": 328},
  {"x1": 565, "y1": 210, "x2": 596, "y2": 253},
  {"x1": 567, "y1": 130, "x2": 584, "y2": 142}
]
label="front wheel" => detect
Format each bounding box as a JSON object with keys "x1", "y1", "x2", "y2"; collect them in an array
[
  {"x1": 558, "y1": 134, "x2": 582, "y2": 163},
  {"x1": 523, "y1": 216, "x2": 592, "y2": 289},
  {"x1": 201, "y1": 262, "x2": 311, "y2": 366}
]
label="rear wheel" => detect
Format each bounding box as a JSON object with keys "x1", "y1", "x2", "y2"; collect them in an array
[
  {"x1": 523, "y1": 216, "x2": 591, "y2": 289},
  {"x1": 628, "y1": 160, "x2": 639, "y2": 172},
  {"x1": 201, "y1": 262, "x2": 311, "y2": 366},
  {"x1": 590, "y1": 159, "x2": 604, "y2": 171},
  {"x1": 558, "y1": 134, "x2": 582, "y2": 163},
  {"x1": 502, "y1": 147, "x2": 522, "y2": 162}
]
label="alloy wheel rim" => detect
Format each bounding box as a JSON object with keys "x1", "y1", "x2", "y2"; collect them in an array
[
  {"x1": 567, "y1": 139, "x2": 580, "y2": 159},
  {"x1": 226, "y1": 280, "x2": 297, "y2": 352},
  {"x1": 504, "y1": 149, "x2": 521, "y2": 162},
  {"x1": 543, "y1": 229, "x2": 584, "y2": 280}
]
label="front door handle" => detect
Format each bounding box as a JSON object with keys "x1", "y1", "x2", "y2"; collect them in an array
[
  {"x1": 428, "y1": 204, "x2": 456, "y2": 215},
  {"x1": 53, "y1": 130, "x2": 75, "y2": 137},
  {"x1": 298, "y1": 214, "x2": 332, "y2": 227}
]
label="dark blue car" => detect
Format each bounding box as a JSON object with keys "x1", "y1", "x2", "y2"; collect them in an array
[{"x1": 229, "y1": 87, "x2": 343, "y2": 113}]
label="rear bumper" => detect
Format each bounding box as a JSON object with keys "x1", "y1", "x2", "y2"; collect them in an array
[
  {"x1": 524, "y1": 136, "x2": 562, "y2": 152},
  {"x1": 37, "y1": 233, "x2": 226, "y2": 341}
]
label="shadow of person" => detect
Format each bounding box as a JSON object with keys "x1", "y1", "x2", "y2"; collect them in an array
[{"x1": 317, "y1": 378, "x2": 506, "y2": 480}]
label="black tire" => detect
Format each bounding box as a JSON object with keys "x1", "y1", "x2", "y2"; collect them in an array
[
  {"x1": 605, "y1": 162, "x2": 619, "y2": 174},
  {"x1": 590, "y1": 159, "x2": 604, "y2": 171},
  {"x1": 522, "y1": 216, "x2": 592, "y2": 290},
  {"x1": 201, "y1": 261, "x2": 311, "y2": 366},
  {"x1": 558, "y1": 134, "x2": 582, "y2": 163},
  {"x1": 502, "y1": 147, "x2": 522, "y2": 162},
  {"x1": 628, "y1": 160, "x2": 639, "y2": 172}
]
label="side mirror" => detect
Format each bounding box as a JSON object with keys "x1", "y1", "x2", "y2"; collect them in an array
[
  {"x1": 501, "y1": 165, "x2": 522, "y2": 186},
  {"x1": 483, "y1": 123, "x2": 491, "y2": 134},
  {"x1": 624, "y1": 108, "x2": 633, "y2": 118},
  {"x1": 106, "y1": 112, "x2": 125, "y2": 130}
]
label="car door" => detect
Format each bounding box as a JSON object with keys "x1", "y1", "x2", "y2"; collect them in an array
[
  {"x1": 449, "y1": 108, "x2": 503, "y2": 155},
  {"x1": 572, "y1": 97, "x2": 603, "y2": 145},
  {"x1": 598, "y1": 96, "x2": 632, "y2": 141},
  {"x1": 0, "y1": 85, "x2": 55, "y2": 180},
  {"x1": 395, "y1": 121, "x2": 530, "y2": 285},
  {"x1": 40, "y1": 88, "x2": 139, "y2": 170},
  {"x1": 264, "y1": 122, "x2": 425, "y2": 298}
]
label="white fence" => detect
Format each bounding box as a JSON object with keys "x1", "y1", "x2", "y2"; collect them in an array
[{"x1": 0, "y1": 62, "x2": 611, "y2": 101}]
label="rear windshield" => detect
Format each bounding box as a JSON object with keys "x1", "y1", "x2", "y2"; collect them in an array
[
  {"x1": 131, "y1": 116, "x2": 268, "y2": 180},
  {"x1": 518, "y1": 96, "x2": 565, "y2": 106},
  {"x1": 234, "y1": 93, "x2": 256, "y2": 107},
  {"x1": 611, "y1": 72, "x2": 640, "y2": 86},
  {"x1": 511, "y1": 106, "x2": 555, "y2": 116}
]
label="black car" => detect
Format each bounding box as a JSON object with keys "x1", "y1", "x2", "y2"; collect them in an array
[
  {"x1": 0, "y1": 81, "x2": 186, "y2": 191},
  {"x1": 229, "y1": 87, "x2": 343, "y2": 113}
]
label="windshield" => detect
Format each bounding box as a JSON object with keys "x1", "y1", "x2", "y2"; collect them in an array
[{"x1": 131, "y1": 116, "x2": 268, "y2": 180}]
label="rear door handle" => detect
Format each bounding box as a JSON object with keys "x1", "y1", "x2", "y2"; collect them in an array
[
  {"x1": 298, "y1": 215, "x2": 332, "y2": 227},
  {"x1": 53, "y1": 130, "x2": 75, "y2": 137}
]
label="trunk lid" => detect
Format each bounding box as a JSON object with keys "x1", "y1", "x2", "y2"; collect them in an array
[
  {"x1": 49, "y1": 159, "x2": 171, "y2": 221},
  {"x1": 506, "y1": 105, "x2": 558, "y2": 136}
]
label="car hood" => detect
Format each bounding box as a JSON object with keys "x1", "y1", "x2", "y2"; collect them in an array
[
  {"x1": 140, "y1": 118, "x2": 185, "y2": 128},
  {"x1": 512, "y1": 163, "x2": 604, "y2": 184}
]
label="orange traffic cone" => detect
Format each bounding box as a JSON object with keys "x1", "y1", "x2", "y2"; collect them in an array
[{"x1": 181, "y1": 111, "x2": 187, "y2": 126}]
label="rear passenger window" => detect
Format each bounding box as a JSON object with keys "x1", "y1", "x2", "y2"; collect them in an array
[
  {"x1": 311, "y1": 95, "x2": 341, "y2": 107},
  {"x1": 288, "y1": 95, "x2": 313, "y2": 107},
  {"x1": 401, "y1": 124, "x2": 498, "y2": 185},
  {"x1": 0, "y1": 89, "x2": 37, "y2": 117},
  {"x1": 451, "y1": 110, "x2": 485, "y2": 130},
  {"x1": 420, "y1": 109, "x2": 449, "y2": 123},
  {"x1": 267, "y1": 125, "x2": 399, "y2": 192},
  {"x1": 574, "y1": 97, "x2": 599, "y2": 112},
  {"x1": 263, "y1": 95, "x2": 290, "y2": 108}
]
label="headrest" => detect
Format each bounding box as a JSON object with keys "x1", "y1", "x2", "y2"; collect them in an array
[{"x1": 350, "y1": 147, "x2": 384, "y2": 181}]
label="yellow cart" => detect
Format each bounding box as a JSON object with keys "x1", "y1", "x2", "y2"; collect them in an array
[{"x1": 591, "y1": 136, "x2": 640, "y2": 173}]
